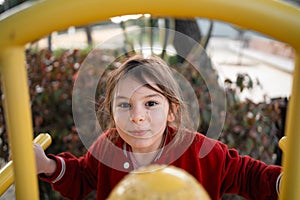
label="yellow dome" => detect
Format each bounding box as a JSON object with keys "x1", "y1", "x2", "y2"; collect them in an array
[{"x1": 108, "y1": 164, "x2": 211, "y2": 200}]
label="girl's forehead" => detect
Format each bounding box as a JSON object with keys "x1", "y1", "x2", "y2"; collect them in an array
[{"x1": 114, "y1": 77, "x2": 162, "y2": 98}]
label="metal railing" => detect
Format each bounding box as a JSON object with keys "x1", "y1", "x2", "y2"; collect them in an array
[{"x1": 0, "y1": 133, "x2": 52, "y2": 196}]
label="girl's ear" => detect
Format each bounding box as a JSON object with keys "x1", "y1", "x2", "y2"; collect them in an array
[{"x1": 167, "y1": 103, "x2": 179, "y2": 122}]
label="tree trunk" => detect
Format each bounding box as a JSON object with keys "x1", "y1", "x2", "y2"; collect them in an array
[
  {"x1": 173, "y1": 19, "x2": 202, "y2": 63},
  {"x1": 85, "y1": 25, "x2": 93, "y2": 46}
]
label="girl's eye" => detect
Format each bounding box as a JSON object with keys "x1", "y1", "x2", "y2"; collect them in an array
[
  {"x1": 145, "y1": 101, "x2": 158, "y2": 107},
  {"x1": 118, "y1": 103, "x2": 131, "y2": 108}
]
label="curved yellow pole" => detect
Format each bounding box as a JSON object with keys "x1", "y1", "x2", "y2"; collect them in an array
[
  {"x1": 0, "y1": 47, "x2": 38, "y2": 199},
  {"x1": 0, "y1": 133, "x2": 52, "y2": 196},
  {"x1": 0, "y1": 0, "x2": 299, "y2": 199},
  {"x1": 0, "y1": 0, "x2": 299, "y2": 50}
]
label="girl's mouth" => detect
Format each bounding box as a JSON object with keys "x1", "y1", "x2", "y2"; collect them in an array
[{"x1": 128, "y1": 130, "x2": 150, "y2": 137}]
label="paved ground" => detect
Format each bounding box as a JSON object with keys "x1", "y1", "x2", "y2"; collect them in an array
[
  {"x1": 207, "y1": 37, "x2": 293, "y2": 102},
  {"x1": 0, "y1": 186, "x2": 15, "y2": 200}
]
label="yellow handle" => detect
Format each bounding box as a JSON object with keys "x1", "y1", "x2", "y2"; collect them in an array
[
  {"x1": 0, "y1": 133, "x2": 52, "y2": 196},
  {"x1": 279, "y1": 136, "x2": 287, "y2": 153}
]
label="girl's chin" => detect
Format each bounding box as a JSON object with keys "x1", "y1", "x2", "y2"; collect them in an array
[{"x1": 129, "y1": 141, "x2": 154, "y2": 152}]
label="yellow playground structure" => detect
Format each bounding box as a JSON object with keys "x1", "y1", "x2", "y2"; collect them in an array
[{"x1": 0, "y1": 0, "x2": 299, "y2": 199}]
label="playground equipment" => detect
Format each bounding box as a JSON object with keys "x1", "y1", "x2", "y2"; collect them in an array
[
  {"x1": 0, "y1": 133, "x2": 51, "y2": 196},
  {"x1": 0, "y1": 0, "x2": 299, "y2": 199},
  {"x1": 108, "y1": 165, "x2": 211, "y2": 200}
]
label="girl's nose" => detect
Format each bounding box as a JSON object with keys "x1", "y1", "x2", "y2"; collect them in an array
[{"x1": 130, "y1": 106, "x2": 146, "y2": 124}]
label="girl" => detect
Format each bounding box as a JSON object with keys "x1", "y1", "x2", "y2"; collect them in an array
[{"x1": 35, "y1": 54, "x2": 282, "y2": 200}]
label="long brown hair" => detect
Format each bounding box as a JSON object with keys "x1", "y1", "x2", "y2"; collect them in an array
[{"x1": 98, "y1": 54, "x2": 193, "y2": 145}]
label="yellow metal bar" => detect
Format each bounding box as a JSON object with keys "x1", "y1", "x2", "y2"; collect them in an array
[
  {"x1": 0, "y1": 0, "x2": 300, "y2": 50},
  {"x1": 278, "y1": 136, "x2": 287, "y2": 153},
  {"x1": 33, "y1": 133, "x2": 52, "y2": 148},
  {"x1": 279, "y1": 52, "x2": 300, "y2": 200},
  {"x1": 0, "y1": 133, "x2": 52, "y2": 196},
  {"x1": 0, "y1": 161, "x2": 13, "y2": 197},
  {"x1": 0, "y1": 47, "x2": 39, "y2": 199}
]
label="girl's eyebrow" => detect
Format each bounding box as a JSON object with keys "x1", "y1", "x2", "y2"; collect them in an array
[
  {"x1": 115, "y1": 93, "x2": 163, "y2": 100},
  {"x1": 115, "y1": 95, "x2": 129, "y2": 100},
  {"x1": 145, "y1": 93, "x2": 164, "y2": 99}
]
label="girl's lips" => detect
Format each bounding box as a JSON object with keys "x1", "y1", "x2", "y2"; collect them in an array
[{"x1": 128, "y1": 130, "x2": 150, "y2": 137}]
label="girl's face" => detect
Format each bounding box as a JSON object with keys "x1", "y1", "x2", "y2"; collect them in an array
[{"x1": 112, "y1": 77, "x2": 175, "y2": 153}]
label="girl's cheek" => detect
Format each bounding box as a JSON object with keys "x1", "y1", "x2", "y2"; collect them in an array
[
  {"x1": 114, "y1": 111, "x2": 130, "y2": 123},
  {"x1": 150, "y1": 108, "x2": 168, "y2": 121}
]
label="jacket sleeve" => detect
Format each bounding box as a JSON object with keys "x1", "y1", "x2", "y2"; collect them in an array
[
  {"x1": 39, "y1": 150, "x2": 98, "y2": 199},
  {"x1": 218, "y1": 143, "x2": 282, "y2": 200}
]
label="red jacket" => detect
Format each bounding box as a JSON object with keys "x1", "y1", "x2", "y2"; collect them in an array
[{"x1": 40, "y1": 127, "x2": 281, "y2": 200}]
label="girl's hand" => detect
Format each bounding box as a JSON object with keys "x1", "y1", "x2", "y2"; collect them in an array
[{"x1": 34, "y1": 143, "x2": 57, "y2": 175}]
